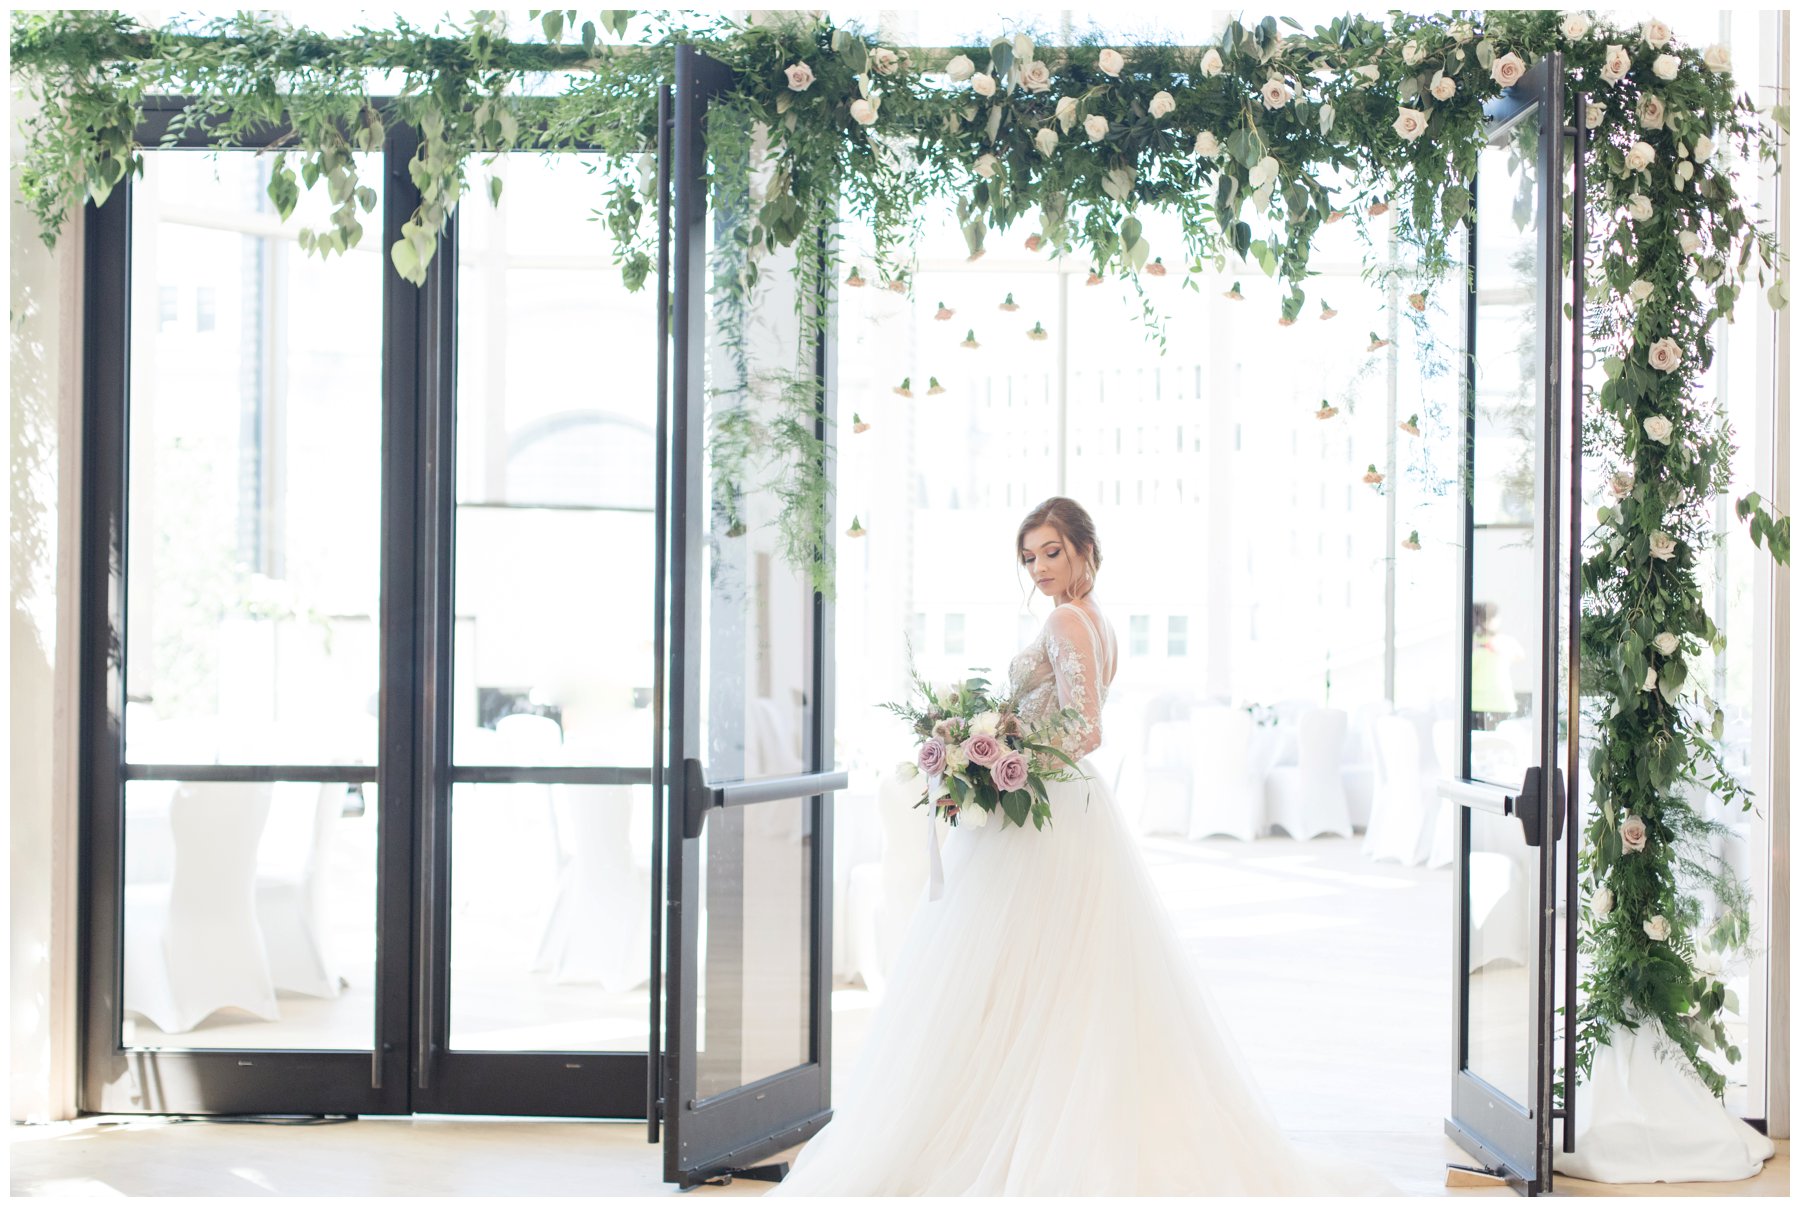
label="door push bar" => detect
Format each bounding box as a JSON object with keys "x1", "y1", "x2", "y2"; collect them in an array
[{"x1": 682, "y1": 758, "x2": 850, "y2": 839}]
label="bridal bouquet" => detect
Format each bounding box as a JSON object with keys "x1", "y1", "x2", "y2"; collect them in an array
[{"x1": 881, "y1": 669, "x2": 1085, "y2": 831}]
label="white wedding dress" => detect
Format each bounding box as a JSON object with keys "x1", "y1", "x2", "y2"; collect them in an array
[{"x1": 767, "y1": 601, "x2": 1396, "y2": 1196}]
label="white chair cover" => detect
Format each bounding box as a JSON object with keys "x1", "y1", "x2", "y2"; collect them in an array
[
  {"x1": 1186, "y1": 707, "x2": 1263, "y2": 841},
  {"x1": 254, "y1": 782, "x2": 345, "y2": 998},
  {"x1": 1137, "y1": 719, "x2": 1193, "y2": 836},
  {"x1": 123, "y1": 782, "x2": 280, "y2": 1033},
  {"x1": 1363, "y1": 715, "x2": 1438, "y2": 864},
  {"x1": 1263, "y1": 707, "x2": 1352, "y2": 840},
  {"x1": 532, "y1": 785, "x2": 651, "y2": 992}
]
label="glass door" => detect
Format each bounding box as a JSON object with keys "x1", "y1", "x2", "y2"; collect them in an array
[
  {"x1": 1443, "y1": 54, "x2": 1580, "y2": 1195},
  {"x1": 658, "y1": 45, "x2": 845, "y2": 1188},
  {"x1": 81, "y1": 119, "x2": 411, "y2": 1114}
]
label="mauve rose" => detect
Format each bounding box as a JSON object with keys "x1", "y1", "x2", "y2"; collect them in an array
[
  {"x1": 964, "y1": 733, "x2": 1004, "y2": 767},
  {"x1": 992, "y1": 750, "x2": 1029, "y2": 793},
  {"x1": 918, "y1": 737, "x2": 948, "y2": 777}
]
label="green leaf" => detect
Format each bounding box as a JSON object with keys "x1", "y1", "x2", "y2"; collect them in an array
[
  {"x1": 541, "y1": 9, "x2": 564, "y2": 43},
  {"x1": 1442, "y1": 184, "x2": 1470, "y2": 227},
  {"x1": 1768, "y1": 279, "x2": 1789, "y2": 310},
  {"x1": 390, "y1": 238, "x2": 422, "y2": 283},
  {"x1": 488, "y1": 175, "x2": 503, "y2": 206},
  {"x1": 581, "y1": 20, "x2": 596, "y2": 55}
]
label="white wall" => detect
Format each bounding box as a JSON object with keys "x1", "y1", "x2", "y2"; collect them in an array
[{"x1": 9, "y1": 86, "x2": 83, "y2": 1122}]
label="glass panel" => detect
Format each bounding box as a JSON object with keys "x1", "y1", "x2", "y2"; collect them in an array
[
  {"x1": 1463, "y1": 806, "x2": 1533, "y2": 1105},
  {"x1": 694, "y1": 796, "x2": 815, "y2": 1100},
  {"x1": 125, "y1": 151, "x2": 382, "y2": 767},
  {"x1": 452, "y1": 152, "x2": 659, "y2": 767},
  {"x1": 1467, "y1": 108, "x2": 1544, "y2": 789},
  {"x1": 447, "y1": 782, "x2": 652, "y2": 1052},
  {"x1": 121, "y1": 780, "x2": 377, "y2": 1049},
  {"x1": 697, "y1": 113, "x2": 816, "y2": 781}
]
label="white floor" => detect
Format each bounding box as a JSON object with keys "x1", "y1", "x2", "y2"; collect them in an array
[{"x1": 16, "y1": 835, "x2": 1780, "y2": 1197}]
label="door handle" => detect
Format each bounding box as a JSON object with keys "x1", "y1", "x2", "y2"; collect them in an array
[
  {"x1": 681, "y1": 758, "x2": 849, "y2": 839},
  {"x1": 1507, "y1": 766, "x2": 1565, "y2": 847}
]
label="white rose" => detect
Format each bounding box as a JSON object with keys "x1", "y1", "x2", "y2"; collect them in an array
[
  {"x1": 1609, "y1": 469, "x2": 1634, "y2": 498},
  {"x1": 1625, "y1": 139, "x2": 1656, "y2": 172},
  {"x1": 1592, "y1": 885, "x2": 1613, "y2": 917},
  {"x1": 1354, "y1": 63, "x2": 1381, "y2": 82},
  {"x1": 1629, "y1": 278, "x2": 1656, "y2": 301},
  {"x1": 1248, "y1": 155, "x2": 1280, "y2": 189},
  {"x1": 1649, "y1": 530, "x2": 1679, "y2": 561},
  {"x1": 971, "y1": 72, "x2": 996, "y2": 97},
  {"x1": 1392, "y1": 106, "x2": 1427, "y2": 141},
  {"x1": 1201, "y1": 48, "x2": 1224, "y2": 77},
  {"x1": 974, "y1": 152, "x2": 998, "y2": 177},
  {"x1": 1261, "y1": 77, "x2": 1291, "y2": 109},
  {"x1": 1055, "y1": 96, "x2": 1079, "y2": 132},
  {"x1": 1627, "y1": 192, "x2": 1653, "y2": 222},
  {"x1": 1035, "y1": 126, "x2": 1059, "y2": 155},
  {"x1": 1693, "y1": 134, "x2": 1716, "y2": 163},
  {"x1": 969, "y1": 710, "x2": 1001, "y2": 738},
  {"x1": 871, "y1": 47, "x2": 899, "y2": 75},
  {"x1": 1642, "y1": 19, "x2": 1672, "y2": 49},
  {"x1": 1562, "y1": 12, "x2": 1592, "y2": 40},
  {"x1": 1653, "y1": 631, "x2": 1679, "y2": 655},
  {"x1": 1600, "y1": 44, "x2": 1631, "y2": 85},
  {"x1": 1703, "y1": 43, "x2": 1731, "y2": 72},
  {"x1": 1097, "y1": 47, "x2": 1125, "y2": 76},
  {"x1": 1586, "y1": 101, "x2": 1606, "y2": 129},
  {"x1": 1491, "y1": 52, "x2": 1527, "y2": 88},
  {"x1": 894, "y1": 760, "x2": 919, "y2": 782},
  {"x1": 1647, "y1": 338, "x2": 1682, "y2": 373},
  {"x1": 1403, "y1": 39, "x2": 1424, "y2": 66},
  {"x1": 1678, "y1": 230, "x2": 1701, "y2": 254},
  {"x1": 945, "y1": 54, "x2": 975, "y2": 82},
  {"x1": 1431, "y1": 71, "x2": 1457, "y2": 101},
  {"x1": 785, "y1": 61, "x2": 815, "y2": 91},
  {"x1": 1644, "y1": 914, "x2": 1672, "y2": 942},
  {"x1": 1193, "y1": 129, "x2": 1221, "y2": 158},
  {"x1": 963, "y1": 802, "x2": 991, "y2": 828},
  {"x1": 1083, "y1": 113, "x2": 1109, "y2": 141},
  {"x1": 1450, "y1": 21, "x2": 1474, "y2": 42},
  {"x1": 1621, "y1": 814, "x2": 1649, "y2": 851},
  {"x1": 1637, "y1": 93, "x2": 1665, "y2": 129},
  {"x1": 1148, "y1": 90, "x2": 1175, "y2": 119},
  {"x1": 1020, "y1": 60, "x2": 1052, "y2": 92},
  {"x1": 1653, "y1": 53, "x2": 1679, "y2": 82},
  {"x1": 850, "y1": 97, "x2": 880, "y2": 125}
]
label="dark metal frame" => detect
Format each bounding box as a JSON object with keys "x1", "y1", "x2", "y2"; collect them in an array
[
  {"x1": 657, "y1": 44, "x2": 843, "y2": 1188},
  {"x1": 79, "y1": 98, "x2": 652, "y2": 1119},
  {"x1": 1442, "y1": 54, "x2": 1569, "y2": 1196}
]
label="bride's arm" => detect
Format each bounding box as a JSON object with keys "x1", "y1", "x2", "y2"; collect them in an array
[{"x1": 1044, "y1": 607, "x2": 1102, "y2": 762}]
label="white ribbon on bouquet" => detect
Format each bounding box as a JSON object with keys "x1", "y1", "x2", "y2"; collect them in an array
[{"x1": 925, "y1": 773, "x2": 946, "y2": 901}]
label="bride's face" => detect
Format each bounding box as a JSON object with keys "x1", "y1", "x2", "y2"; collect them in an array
[{"x1": 1020, "y1": 524, "x2": 1081, "y2": 599}]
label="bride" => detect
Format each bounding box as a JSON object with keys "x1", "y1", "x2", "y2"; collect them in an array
[{"x1": 766, "y1": 496, "x2": 1396, "y2": 1196}]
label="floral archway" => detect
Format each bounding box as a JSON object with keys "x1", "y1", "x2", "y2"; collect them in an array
[{"x1": 11, "y1": 6, "x2": 1789, "y2": 1113}]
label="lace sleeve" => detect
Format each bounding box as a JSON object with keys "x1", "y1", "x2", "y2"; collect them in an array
[{"x1": 1043, "y1": 606, "x2": 1103, "y2": 762}]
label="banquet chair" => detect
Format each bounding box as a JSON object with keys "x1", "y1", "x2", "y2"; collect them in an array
[
  {"x1": 254, "y1": 782, "x2": 346, "y2": 998},
  {"x1": 1263, "y1": 707, "x2": 1353, "y2": 840},
  {"x1": 1186, "y1": 706, "x2": 1264, "y2": 841},
  {"x1": 1137, "y1": 719, "x2": 1194, "y2": 836},
  {"x1": 532, "y1": 785, "x2": 651, "y2": 992},
  {"x1": 1362, "y1": 715, "x2": 1440, "y2": 864},
  {"x1": 124, "y1": 782, "x2": 281, "y2": 1034}
]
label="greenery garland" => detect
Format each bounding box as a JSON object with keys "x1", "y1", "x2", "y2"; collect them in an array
[{"x1": 10, "y1": 8, "x2": 1791, "y2": 1100}]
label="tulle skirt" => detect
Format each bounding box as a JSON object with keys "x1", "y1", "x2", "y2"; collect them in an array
[{"x1": 765, "y1": 758, "x2": 1399, "y2": 1196}]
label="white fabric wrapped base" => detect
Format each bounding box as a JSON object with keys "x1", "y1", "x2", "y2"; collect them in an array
[
  {"x1": 766, "y1": 758, "x2": 1396, "y2": 1196},
  {"x1": 1554, "y1": 1018, "x2": 1775, "y2": 1185}
]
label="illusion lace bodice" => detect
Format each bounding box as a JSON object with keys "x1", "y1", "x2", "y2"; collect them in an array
[{"x1": 1007, "y1": 602, "x2": 1116, "y2": 760}]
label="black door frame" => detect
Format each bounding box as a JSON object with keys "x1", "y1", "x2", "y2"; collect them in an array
[
  {"x1": 657, "y1": 44, "x2": 845, "y2": 1187},
  {"x1": 78, "y1": 99, "x2": 651, "y2": 1118},
  {"x1": 1441, "y1": 53, "x2": 1577, "y2": 1196}
]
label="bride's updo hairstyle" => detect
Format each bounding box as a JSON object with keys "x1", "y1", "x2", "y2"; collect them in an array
[{"x1": 1017, "y1": 496, "x2": 1102, "y2": 602}]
